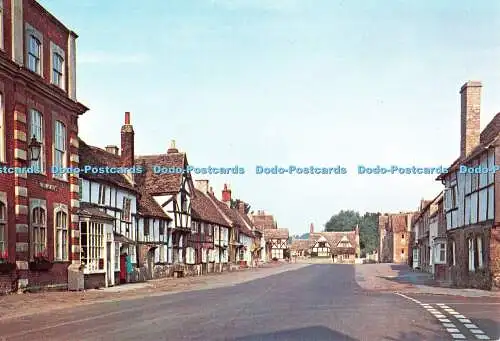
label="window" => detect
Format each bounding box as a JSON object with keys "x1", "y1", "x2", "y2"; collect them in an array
[
  {"x1": 52, "y1": 53, "x2": 63, "y2": 87},
  {"x1": 98, "y1": 184, "x2": 106, "y2": 205},
  {"x1": 435, "y1": 243, "x2": 446, "y2": 263},
  {"x1": 29, "y1": 109, "x2": 44, "y2": 172},
  {"x1": 114, "y1": 242, "x2": 120, "y2": 270},
  {"x1": 159, "y1": 220, "x2": 165, "y2": 235},
  {"x1": 31, "y1": 206, "x2": 46, "y2": 256},
  {"x1": 122, "y1": 198, "x2": 131, "y2": 221},
  {"x1": 0, "y1": 200, "x2": 6, "y2": 254},
  {"x1": 80, "y1": 221, "x2": 104, "y2": 273},
  {"x1": 401, "y1": 249, "x2": 404, "y2": 254},
  {"x1": 144, "y1": 219, "x2": 149, "y2": 236},
  {"x1": 53, "y1": 121, "x2": 66, "y2": 179},
  {"x1": 27, "y1": 35, "x2": 41, "y2": 74},
  {"x1": 477, "y1": 236, "x2": 483, "y2": 269},
  {"x1": 181, "y1": 193, "x2": 188, "y2": 212},
  {"x1": 239, "y1": 248, "x2": 244, "y2": 261},
  {"x1": 54, "y1": 209, "x2": 68, "y2": 261},
  {"x1": 468, "y1": 238, "x2": 475, "y2": 272},
  {"x1": 0, "y1": 93, "x2": 4, "y2": 162},
  {"x1": 78, "y1": 178, "x2": 83, "y2": 200},
  {"x1": 401, "y1": 234, "x2": 405, "y2": 239}
]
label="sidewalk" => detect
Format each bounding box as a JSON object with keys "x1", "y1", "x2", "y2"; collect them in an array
[
  {"x1": 0, "y1": 262, "x2": 307, "y2": 321},
  {"x1": 355, "y1": 263, "x2": 500, "y2": 298}
]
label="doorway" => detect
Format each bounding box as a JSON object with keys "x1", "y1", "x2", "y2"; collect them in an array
[{"x1": 147, "y1": 248, "x2": 155, "y2": 280}]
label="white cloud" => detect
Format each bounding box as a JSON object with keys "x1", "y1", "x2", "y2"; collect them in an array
[{"x1": 78, "y1": 51, "x2": 150, "y2": 64}]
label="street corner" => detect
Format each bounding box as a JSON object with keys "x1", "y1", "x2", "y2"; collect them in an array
[{"x1": 394, "y1": 292, "x2": 500, "y2": 340}]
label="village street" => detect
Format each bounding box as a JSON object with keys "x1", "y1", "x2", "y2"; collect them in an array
[{"x1": 0, "y1": 263, "x2": 498, "y2": 341}]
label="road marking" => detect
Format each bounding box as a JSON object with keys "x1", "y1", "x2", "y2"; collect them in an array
[{"x1": 394, "y1": 292, "x2": 495, "y2": 341}]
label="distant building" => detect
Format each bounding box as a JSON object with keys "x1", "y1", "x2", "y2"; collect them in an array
[{"x1": 379, "y1": 212, "x2": 416, "y2": 263}]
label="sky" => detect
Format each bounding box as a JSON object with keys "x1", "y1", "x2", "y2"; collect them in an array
[{"x1": 40, "y1": 0, "x2": 500, "y2": 236}]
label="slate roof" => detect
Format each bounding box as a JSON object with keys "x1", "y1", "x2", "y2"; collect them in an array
[
  {"x1": 78, "y1": 139, "x2": 137, "y2": 192},
  {"x1": 263, "y1": 228, "x2": 289, "y2": 240},
  {"x1": 135, "y1": 150, "x2": 189, "y2": 195},
  {"x1": 192, "y1": 189, "x2": 231, "y2": 227}
]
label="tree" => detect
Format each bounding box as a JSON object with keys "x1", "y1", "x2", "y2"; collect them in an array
[
  {"x1": 230, "y1": 199, "x2": 251, "y2": 214},
  {"x1": 324, "y1": 210, "x2": 380, "y2": 254}
]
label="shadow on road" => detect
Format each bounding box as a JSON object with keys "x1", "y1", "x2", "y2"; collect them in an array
[
  {"x1": 234, "y1": 325, "x2": 359, "y2": 341},
  {"x1": 384, "y1": 264, "x2": 437, "y2": 286}
]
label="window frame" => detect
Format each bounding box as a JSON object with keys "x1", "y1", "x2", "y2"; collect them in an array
[
  {"x1": 80, "y1": 220, "x2": 105, "y2": 274},
  {"x1": 50, "y1": 42, "x2": 66, "y2": 90},
  {"x1": 468, "y1": 238, "x2": 475, "y2": 272},
  {"x1": 25, "y1": 24, "x2": 43, "y2": 76},
  {"x1": 53, "y1": 120, "x2": 67, "y2": 180},
  {"x1": 98, "y1": 184, "x2": 106, "y2": 206},
  {"x1": 143, "y1": 218, "x2": 150, "y2": 236},
  {"x1": 29, "y1": 109, "x2": 45, "y2": 174},
  {"x1": 54, "y1": 205, "x2": 69, "y2": 261},
  {"x1": 30, "y1": 199, "x2": 47, "y2": 259}
]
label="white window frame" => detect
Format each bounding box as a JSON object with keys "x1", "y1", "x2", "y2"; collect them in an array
[
  {"x1": 0, "y1": 192, "x2": 6, "y2": 255},
  {"x1": 477, "y1": 236, "x2": 483, "y2": 269},
  {"x1": 81, "y1": 221, "x2": 105, "y2": 273},
  {"x1": 53, "y1": 120, "x2": 67, "y2": 180},
  {"x1": 29, "y1": 109, "x2": 45, "y2": 173},
  {"x1": 468, "y1": 238, "x2": 475, "y2": 272},
  {"x1": 98, "y1": 184, "x2": 106, "y2": 205},
  {"x1": 25, "y1": 24, "x2": 43, "y2": 76},
  {"x1": 50, "y1": 42, "x2": 65, "y2": 90},
  {"x1": 54, "y1": 204, "x2": 69, "y2": 261},
  {"x1": 30, "y1": 199, "x2": 47, "y2": 259}
]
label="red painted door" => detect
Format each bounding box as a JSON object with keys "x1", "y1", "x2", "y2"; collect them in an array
[{"x1": 120, "y1": 255, "x2": 126, "y2": 283}]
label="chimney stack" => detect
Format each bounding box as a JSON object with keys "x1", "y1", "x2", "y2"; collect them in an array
[
  {"x1": 120, "y1": 112, "x2": 134, "y2": 167},
  {"x1": 105, "y1": 145, "x2": 119, "y2": 155},
  {"x1": 238, "y1": 201, "x2": 246, "y2": 214},
  {"x1": 195, "y1": 179, "x2": 209, "y2": 194},
  {"x1": 460, "y1": 81, "x2": 482, "y2": 158},
  {"x1": 310, "y1": 223, "x2": 314, "y2": 234},
  {"x1": 221, "y1": 184, "x2": 231, "y2": 206},
  {"x1": 209, "y1": 186, "x2": 214, "y2": 195},
  {"x1": 167, "y1": 140, "x2": 179, "y2": 154}
]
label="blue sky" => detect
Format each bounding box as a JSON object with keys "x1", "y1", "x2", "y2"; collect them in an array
[{"x1": 40, "y1": 0, "x2": 500, "y2": 235}]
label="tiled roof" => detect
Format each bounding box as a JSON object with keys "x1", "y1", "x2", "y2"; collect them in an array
[
  {"x1": 309, "y1": 231, "x2": 358, "y2": 253},
  {"x1": 192, "y1": 189, "x2": 230, "y2": 227},
  {"x1": 234, "y1": 210, "x2": 254, "y2": 236},
  {"x1": 78, "y1": 139, "x2": 136, "y2": 192},
  {"x1": 290, "y1": 239, "x2": 311, "y2": 251},
  {"x1": 135, "y1": 152, "x2": 188, "y2": 195},
  {"x1": 209, "y1": 195, "x2": 254, "y2": 236},
  {"x1": 264, "y1": 228, "x2": 289, "y2": 239},
  {"x1": 77, "y1": 202, "x2": 115, "y2": 220},
  {"x1": 252, "y1": 213, "x2": 276, "y2": 231},
  {"x1": 137, "y1": 192, "x2": 171, "y2": 219}
]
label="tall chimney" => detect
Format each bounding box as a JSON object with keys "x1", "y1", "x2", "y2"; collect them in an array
[
  {"x1": 195, "y1": 179, "x2": 209, "y2": 194},
  {"x1": 460, "y1": 81, "x2": 482, "y2": 158},
  {"x1": 221, "y1": 184, "x2": 231, "y2": 206},
  {"x1": 310, "y1": 223, "x2": 314, "y2": 234},
  {"x1": 120, "y1": 112, "x2": 134, "y2": 167}
]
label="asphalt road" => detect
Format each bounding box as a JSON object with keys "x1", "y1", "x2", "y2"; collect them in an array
[{"x1": 0, "y1": 264, "x2": 497, "y2": 341}]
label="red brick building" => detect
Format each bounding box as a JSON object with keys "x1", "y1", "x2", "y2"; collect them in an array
[
  {"x1": 0, "y1": 0, "x2": 87, "y2": 293},
  {"x1": 378, "y1": 212, "x2": 415, "y2": 263}
]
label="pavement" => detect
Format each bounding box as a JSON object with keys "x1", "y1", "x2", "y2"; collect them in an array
[{"x1": 0, "y1": 263, "x2": 498, "y2": 340}]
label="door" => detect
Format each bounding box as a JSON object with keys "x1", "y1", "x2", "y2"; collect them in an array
[
  {"x1": 147, "y1": 248, "x2": 155, "y2": 280},
  {"x1": 119, "y1": 254, "x2": 126, "y2": 283},
  {"x1": 412, "y1": 249, "x2": 419, "y2": 269}
]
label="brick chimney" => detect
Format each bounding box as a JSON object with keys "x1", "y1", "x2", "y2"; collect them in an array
[
  {"x1": 310, "y1": 223, "x2": 314, "y2": 234},
  {"x1": 195, "y1": 179, "x2": 209, "y2": 194},
  {"x1": 238, "y1": 201, "x2": 245, "y2": 214},
  {"x1": 221, "y1": 184, "x2": 231, "y2": 206},
  {"x1": 209, "y1": 186, "x2": 214, "y2": 195},
  {"x1": 105, "y1": 145, "x2": 119, "y2": 155},
  {"x1": 167, "y1": 140, "x2": 179, "y2": 154},
  {"x1": 120, "y1": 112, "x2": 134, "y2": 167},
  {"x1": 460, "y1": 81, "x2": 482, "y2": 158}
]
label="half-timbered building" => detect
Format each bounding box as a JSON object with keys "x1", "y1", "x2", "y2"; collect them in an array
[
  {"x1": 78, "y1": 138, "x2": 138, "y2": 288},
  {"x1": 136, "y1": 140, "x2": 195, "y2": 273},
  {"x1": 437, "y1": 81, "x2": 499, "y2": 290},
  {"x1": 264, "y1": 228, "x2": 289, "y2": 260}
]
